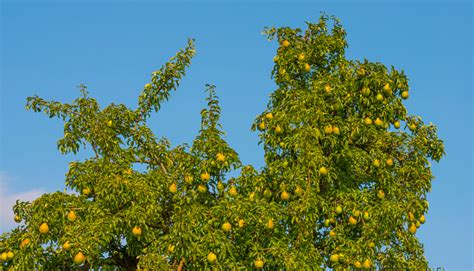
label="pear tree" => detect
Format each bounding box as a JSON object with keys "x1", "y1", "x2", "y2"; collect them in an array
[{"x1": 0, "y1": 15, "x2": 444, "y2": 270}]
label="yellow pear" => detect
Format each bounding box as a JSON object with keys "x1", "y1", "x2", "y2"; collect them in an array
[
  {"x1": 67, "y1": 210, "x2": 77, "y2": 222},
  {"x1": 39, "y1": 223, "x2": 49, "y2": 234},
  {"x1": 361, "y1": 87, "x2": 370, "y2": 96},
  {"x1": 274, "y1": 125, "x2": 283, "y2": 134},
  {"x1": 401, "y1": 91, "x2": 409, "y2": 99},
  {"x1": 280, "y1": 191, "x2": 290, "y2": 201},
  {"x1": 374, "y1": 118, "x2": 383, "y2": 127},
  {"x1": 364, "y1": 117, "x2": 373, "y2": 125},
  {"x1": 304, "y1": 63, "x2": 311, "y2": 72},
  {"x1": 197, "y1": 184, "x2": 207, "y2": 193},
  {"x1": 325, "y1": 84, "x2": 332, "y2": 93},
  {"x1": 324, "y1": 125, "x2": 333, "y2": 134},
  {"x1": 295, "y1": 186, "x2": 303, "y2": 196},
  {"x1": 222, "y1": 222, "x2": 232, "y2": 232},
  {"x1": 373, "y1": 159, "x2": 381, "y2": 167},
  {"x1": 254, "y1": 259, "x2": 264, "y2": 269},
  {"x1": 20, "y1": 238, "x2": 30, "y2": 249},
  {"x1": 282, "y1": 40, "x2": 290, "y2": 47},
  {"x1": 207, "y1": 252, "x2": 217, "y2": 263},
  {"x1": 200, "y1": 172, "x2": 210, "y2": 181},
  {"x1": 132, "y1": 226, "x2": 142, "y2": 236},
  {"x1": 216, "y1": 152, "x2": 226, "y2": 162},
  {"x1": 63, "y1": 241, "x2": 71, "y2": 251},
  {"x1": 408, "y1": 223, "x2": 417, "y2": 234},
  {"x1": 407, "y1": 212, "x2": 415, "y2": 222},
  {"x1": 217, "y1": 181, "x2": 224, "y2": 191},
  {"x1": 82, "y1": 187, "x2": 91, "y2": 196},
  {"x1": 377, "y1": 190, "x2": 385, "y2": 199},
  {"x1": 363, "y1": 211, "x2": 370, "y2": 220},
  {"x1": 229, "y1": 186, "x2": 238, "y2": 196},
  {"x1": 74, "y1": 252, "x2": 85, "y2": 264},
  {"x1": 393, "y1": 120, "x2": 401, "y2": 129},
  {"x1": 169, "y1": 183, "x2": 178, "y2": 193},
  {"x1": 184, "y1": 175, "x2": 194, "y2": 184},
  {"x1": 383, "y1": 83, "x2": 392, "y2": 94},
  {"x1": 266, "y1": 219, "x2": 274, "y2": 229}
]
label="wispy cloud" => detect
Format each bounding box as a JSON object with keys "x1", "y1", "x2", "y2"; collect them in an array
[{"x1": 0, "y1": 172, "x2": 46, "y2": 233}]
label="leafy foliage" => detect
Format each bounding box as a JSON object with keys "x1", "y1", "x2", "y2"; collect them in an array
[{"x1": 0, "y1": 15, "x2": 444, "y2": 270}]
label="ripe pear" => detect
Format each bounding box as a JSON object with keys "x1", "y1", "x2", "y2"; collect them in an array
[
  {"x1": 304, "y1": 63, "x2": 311, "y2": 72},
  {"x1": 401, "y1": 91, "x2": 409, "y2": 99},
  {"x1": 254, "y1": 259, "x2": 264, "y2": 269},
  {"x1": 325, "y1": 85, "x2": 332, "y2": 93},
  {"x1": 274, "y1": 125, "x2": 283, "y2": 134},
  {"x1": 74, "y1": 252, "x2": 85, "y2": 264},
  {"x1": 229, "y1": 186, "x2": 238, "y2": 196},
  {"x1": 221, "y1": 222, "x2": 232, "y2": 232},
  {"x1": 364, "y1": 117, "x2": 373, "y2": 125},
  {"x1": 216, "y1": 153, "x2": 226, "y2": 162},
  {"x1": 67, "y1": 210, "x2": 77, "y2": 222},
  {"x1": 280, "y1": 191, "x2": 290, "y2": 201},
  {"x1": 377, "y1": 190, "x2": 385, "y2": 199},
  {"x1": 63, "y1": 241, "x2": 71, "y2": 251},
  {"x1": 169, "y1": 183, "x2": 178, "y2": 193},
  {"x1": 393, "y1": 121, "x2": 401, "y2": 129},
  {"x1": 197, "y1": 184, "x2": 207, "y2": 193},
  {"x1": 132, "y1": 226, "x2": 142, "y2": 236},
  {"x1": 207, "y1": 252, "x2": 217, "y2": 263},
  {"x1": 39, "y1": 223, "x2": 49, "y2": 234}
]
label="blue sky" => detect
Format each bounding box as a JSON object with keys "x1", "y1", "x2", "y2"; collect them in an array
[{"x1": 1, "y1": 1, "x2": 472, "y2": 269}]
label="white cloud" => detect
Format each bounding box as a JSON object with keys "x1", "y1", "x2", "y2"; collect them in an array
[{"x1": 0, "y1": 172, "x2": 46, "y2": 233}]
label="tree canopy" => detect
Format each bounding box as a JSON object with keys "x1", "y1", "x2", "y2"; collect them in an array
[{"x1": 0, "y1": 15, "x2": 444, "y2": 270}]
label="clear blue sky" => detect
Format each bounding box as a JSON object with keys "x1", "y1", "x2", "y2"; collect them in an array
[{"x1": 1, "y1": 1, "x2": 472, "y2": 270}]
